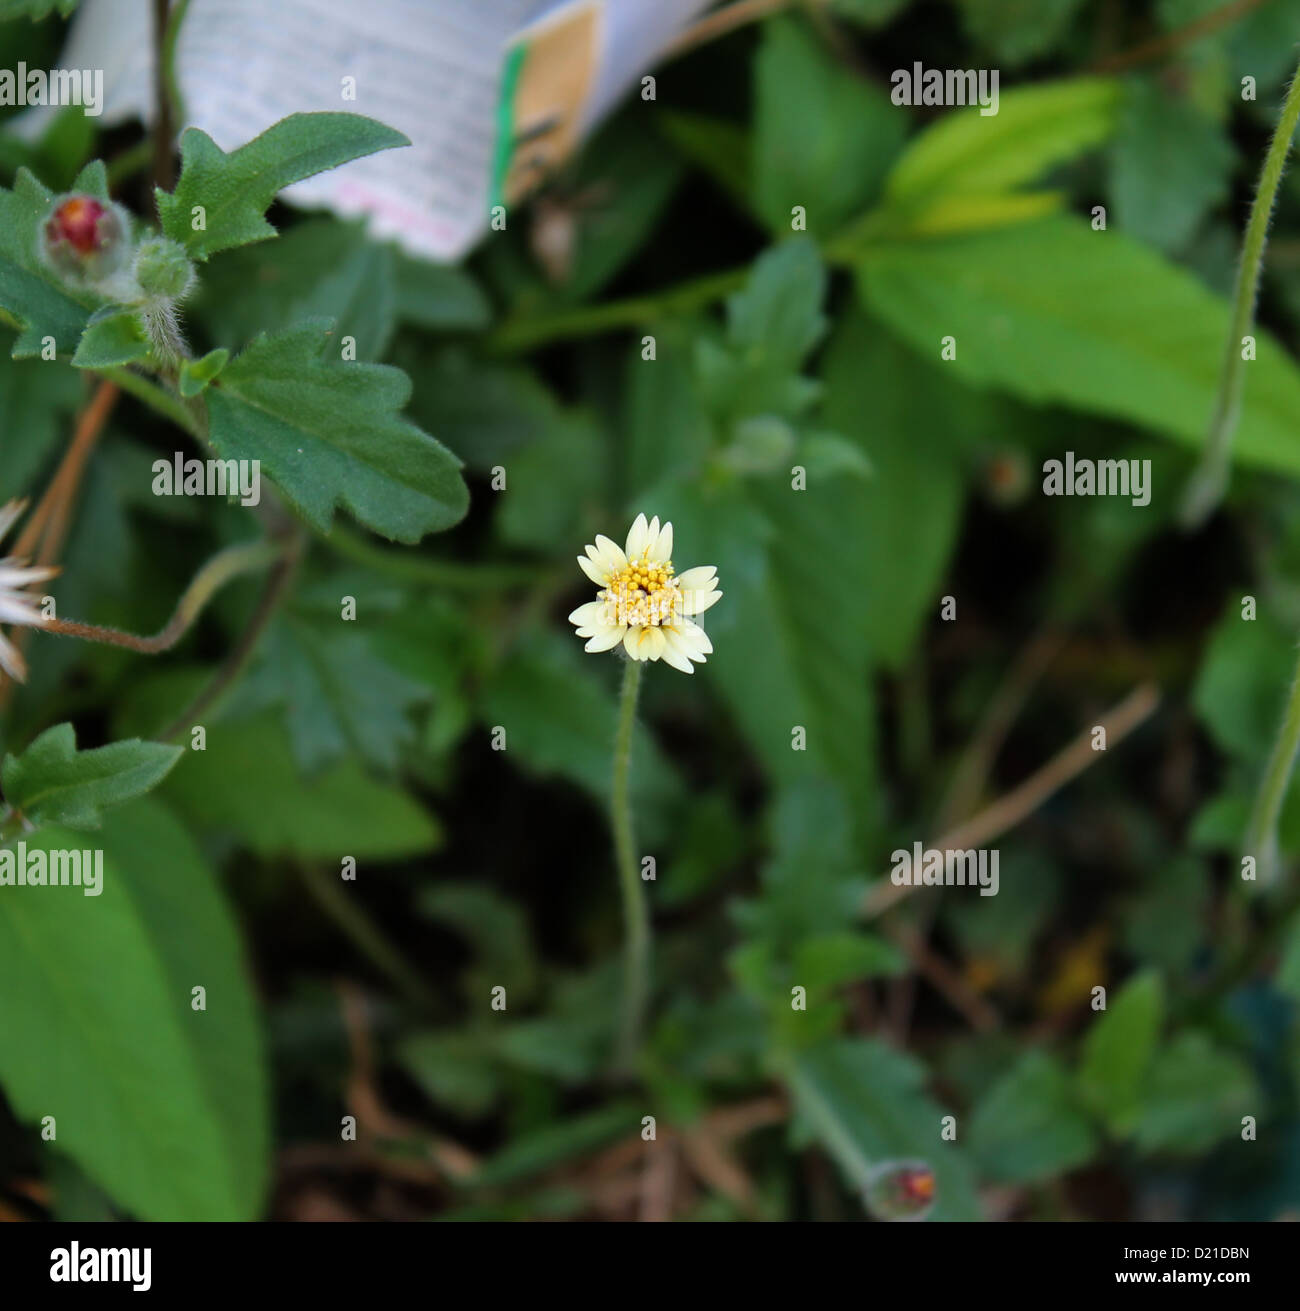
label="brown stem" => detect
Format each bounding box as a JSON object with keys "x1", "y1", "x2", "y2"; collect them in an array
[
  {"x1": 664, "y1": 0, "x2": 794, "y2": 60},
  {"x1": 151, "y1": 0, "x2": 176, "y2": 191},
  {"x1": 863, "y1": 683, "x2": 1161, "y2": 920},
  {"x1": 0, "y1": 379, "x2": 119, "y2": 709},
  {"x1": 39, "y1": 538, "x2": 282, "y2": 657},
  {"x1": 1089, "y1": 0, "x2": 1266, "y2": 74}
]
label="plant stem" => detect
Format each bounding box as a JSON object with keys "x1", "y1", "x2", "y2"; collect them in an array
[
  {"x1": 97, "y1": 364, "x2": 202, "y2": 436},
  {"x1": 1244, "y1": 651, "x2": 1300, "y2": 885},
  {"x1": 488, "y1": 266, "x2": 748, "y2": 354},
  {"x1": 325, "y1": 520, "x2": 540, "y2": 590},
  {"x1": 159, "y1": 529, "x2": 305, "y2": 739},
  {"x1": 1180, "y1": 55, "x2": 1300, "y2": 528},
  {"x1": 297, "y1": 862, "x2": 438, "y2": 1012},
  {"x1": 612, "y1": 657, "x2": 649, "y2": 1073},
  {"x1": 41, "y1": 537, "x2": 280, "y2": 655}
]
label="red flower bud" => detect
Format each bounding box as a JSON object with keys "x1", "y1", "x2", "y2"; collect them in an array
[
  {"x1": 863, "y1": 1160, "x2": 937, "y2": 1221},
  {"x1": 41, "y1": 193, "x2": 130, "y2": 285},
  {"x1": 46, "y1": 195, "x2": 108, "y2": 254}
]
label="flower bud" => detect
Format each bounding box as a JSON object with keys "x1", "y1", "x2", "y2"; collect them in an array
[
  {"x1": 863, "y1": 1160, "x2": 936, "y2": 1221},
  {"x1": 132, "y1": 236, "x2": 196, "y2": 302},
  {"x1": 41, "y1": 194, "x2": 131, "y2": 286}
]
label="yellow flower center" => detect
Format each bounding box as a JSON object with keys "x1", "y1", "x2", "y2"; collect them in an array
[{"x1": 600, "y1": 554, "x2": 679, "y2": 627}]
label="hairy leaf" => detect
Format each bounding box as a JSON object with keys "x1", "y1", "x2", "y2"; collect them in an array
[
  {"x1": 2, "y1": 723, "x2": 182, "y2": 830},
  {"x1": 156, "y1": 113, "x2": 409, "y2": 261},
  {"x1": 205, "y1": 319, "x2": 468, "y2": 541}
]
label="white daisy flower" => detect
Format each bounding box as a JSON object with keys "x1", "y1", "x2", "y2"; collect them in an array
[
  {"x1": 568, "y1": 513, "x2": 722, "y2": 672},
  {"x1": 0, "y1": 500, "x2": 58, "y2": 683}
]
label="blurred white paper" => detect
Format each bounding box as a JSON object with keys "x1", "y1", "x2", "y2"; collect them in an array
[{"x1": 16, "y1": 0, "x2": 713, "y2": 261}]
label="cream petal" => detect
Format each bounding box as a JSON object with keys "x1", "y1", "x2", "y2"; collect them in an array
[
  {"x1": 0, "y1": 500, "x2": 26, "y2": 547},
  {"x1": 666, "y1": 619, "x2": 712, "y2": 660},
  {"x1": 675, "y1": 565, "x2": 716, "y2": 591},
  {"x1": 585, "y1": 623, "x2": 627, "y2": 653},
  {"x1": 625, "y1": 512, "x2": 649, "y2": 559},
  {"x1": 658, "y1": 636, "x2": 695, "y2": 673},
  {"x1": 0, "y1": 596, "x2": 43, "y2": 626},
  {"x1": 591, "y1": 534, "x2": 627, "y2": 573},
  {"x1": 649, "y1": 519, "x2": 673, "y2": 564},
  {"x1": 623, "y1": 625, "x2": 666, "y2": 662},
  {"x1": 577, "y1": 554, "x2": 609, "y2": 586},
  {"x1": 687, "y1": 587, "x2": 723, "y2": 616},
  {"x1": 568, "y1": 600, "x2": 607, "y2": 627},
  {"x1": 0, "y1": 631, "x2": 26, "y2": 682},
  {"x1": 0, "y1": 564, "x2": 57, "y2": 589}
]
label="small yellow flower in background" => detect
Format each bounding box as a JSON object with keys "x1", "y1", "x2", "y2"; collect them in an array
[
  {"x1": 569, "y1": 513, "x2": 721, "y2": 672},
  {"x1": 0, "y1": 500, "x2": 58, "y2": 684}
]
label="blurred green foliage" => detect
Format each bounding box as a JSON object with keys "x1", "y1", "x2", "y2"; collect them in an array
[{"x1": 3, "y1": 0, "x2": 1300, "y2": 1222}]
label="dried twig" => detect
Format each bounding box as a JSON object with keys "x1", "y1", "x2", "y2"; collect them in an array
[{"x1": 864, "y1": 683, "x2": 1160, "y2": 920}]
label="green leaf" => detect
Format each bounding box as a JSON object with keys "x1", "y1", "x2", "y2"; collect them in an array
[
  {"x1": 0, "y1": 339, "x2": 81, "y2": 496},
  {"x1": 828, "y1": 0, "x2": 910, "y2": 27},
  {"x1": 229, "y1": 616, "x2": 427, "y2": 774},
  {"x1": 495, "y1": 409, "x2": 606, "y2": 551},
  {"x1": 1109, "y1": 76, "x2": 1235, "y2": 253},
  {"x1": 196, "y1": 219, "x2": 395, "y2": 355},
  {"x1": 71, "y1": 306, "x2": 149, "y2": 369},
  {"x1": 1121, "y1": 857, "x2": 1210, "y2": 973},
  {"x1": 157, "y1": 113, "x2": 409, "y2": 261},
  {"x1": 1277, "y1": 910, "x2": 1300, "y2": 1002},
  {"x1": 1193, "y1": 603, "x2": 1297, "y2": 765},
  {"x1": 0, "y1": 167, "x2": 99, "y2": 357},
  {"x1": 970, "y1": 1050, "x2": 1098, "y2": 1182},
  {"x1": 468, "y1": 1102, "x2": 639, "y2": 1187},
  {"x1": 1079, "y1": 971, "x2": 1165, "y2": 1132},
  {"x1": 1131, "y1": 1032, "x2": 1254, "y2": 1154},
  {"x1": 792, "y1": 931, "x2": 906, "y2": 990},
  {"x1": 821, "y1": 308, "x2": 964, "y2": 670},
  {"x1": 754, "y1": 17, "x2": 905, "y2": 232},
  {"x1": 0, "y1": 799, "x2": 268, "y2": 1219},
  {"x1": 858, "y1": 214, "x2": 1300, "y2": 478},
  {"x1": 737, "y1": 780, "x2": 867, "y2": 951},
  {"x1": 787, "y1": 1038, "x2": 982, "y2": 1220},
  {"x1": 796, "y1": 431, "x2": 873, "y2": 482},
  {"x1": 394, "y1": 252, "x2": 491, "y2": 332},
  {"x1": 952, "y1": 0, "x2": 1086, "y2": 66},
  {"x1": 658, "y1": 111, "x2": 752, "y2": 213},
  {"x1": 398, "y1": 1031, "x2": 501, "y2": 1117},
  {"x1": 417, "y1": 882, "x2": 539, "y2": 1004},
  {"x1": 205, "y1": 319, "x2": 468, "y2": 541},
  {"x1": 699, "y1": 239, "x2": 826, "y2": 423},
  {"x1": 883, "y1": 77, "x2": 1121, "y2": 210},
  {"x1": 479, "y1": 632, "x2": 681, "y2": 841},
  {"x1": 728, "y1": 237, "x2": 827, "y2": 370},
  {"x1": 178, "y1": 347, "x2": 228, "y2": 397},
  {"x1": 1, "y1": 723, "x2": 182, "y2": 831},
  {"x1": 0, "y1": 0, "x2": 79, "y2": 19},
  {"x1": 160, "y1": 712, "x2": 440, "y2": 859}
]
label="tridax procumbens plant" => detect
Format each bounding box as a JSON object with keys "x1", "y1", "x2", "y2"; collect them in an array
[{"x1": 569, "y1": 511, "x2": 723, "y2": 1067}]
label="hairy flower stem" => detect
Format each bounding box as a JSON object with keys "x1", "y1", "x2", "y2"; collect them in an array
[
  {"x1": 1180, "y1": 56, "x2": 1300, "y2": 528},
  {"x1": 611, "y1": 657, "x2": 649, "y2": 1073},
  {"x1": 1244, "y1": 655, "x2": 1300, "y2": 885},
  {"x1": 41, "y1": 538, "x2": 281, "y2": 655}
]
